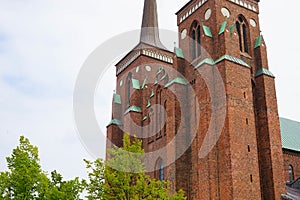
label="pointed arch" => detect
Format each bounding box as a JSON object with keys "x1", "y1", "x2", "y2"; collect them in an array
[
  {"x1": 163, "y1": 100, "x2": 167, "y2": 135},
  {"x1": 197, "y1": 25, "x2": 201, "y2": 57},
  {"x1": 156, "y1": 86, "x2": 163, "y2": 138},
  {"x1": 235, "y1": 14, "x2": 250, "y2": 53},
  {"x1": 288, "y1": 165, "x2": 294, "y2": 182},
  {"x1": 190, "y1": 20, "x2": 201, "y2": 60},
  {"x1": 155, "y1": 158, "x2": 164, "y2": 181},
  {"x1": 126, "y1": 72, "x2": 132, "y2": 105}
]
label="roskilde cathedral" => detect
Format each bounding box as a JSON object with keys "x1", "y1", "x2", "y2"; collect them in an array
[{"x1": 106, "y1": 0, "x2": 300, "y2": 199}]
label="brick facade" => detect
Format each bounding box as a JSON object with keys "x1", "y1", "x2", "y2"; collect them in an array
[
  {"x1": 106, "y1": 0, "x2": 299, "y2": 199},
  {"x1": 283, "y1": 149, "x2": 300, "y2": 182}
]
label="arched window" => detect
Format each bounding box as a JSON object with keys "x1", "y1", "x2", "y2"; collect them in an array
[
  {"x1": 192, "y1": 30, "x2": 196, "y2": 60},
  {"x1": 148, "y1": 108, "x2": 154, "y2": 143},
  {"x1": 159, "y1": 160, "x2": 164, "y2": 181},
  {"x1": 156, "y1": 87, "x2": 163, "y2": 138},
  {"x1": 191, "y1": 21, "x2": 201, "y2": 60},
  {"x1": 126, "y1": 73, "x2": 132, "y2": 105},
  {"x1": 289, "y1": 165, "x2": 294, "y2": 182},
  {"x1": 163, "y1": 101, "x2": 167, "y2": 135},
  {"x1": 197, "y1": 26, "x2": 201, "y2": 57},
  {"x1": 242, "y1": 24, "x2": 248, "y2": 53},
  {"x1": 235, "y1": 15, "x2": 249, "y2": 53},
  {"x1": 236, "y1": 21, "x2": 242, "y2": 52}
]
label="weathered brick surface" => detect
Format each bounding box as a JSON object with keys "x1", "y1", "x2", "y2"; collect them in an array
[
  {"x1": 106, "y1": 0, "x2": 296, "y2": 199},
  {"x1": 283, "y1": 150, "x2": 300, "y2": 182}
]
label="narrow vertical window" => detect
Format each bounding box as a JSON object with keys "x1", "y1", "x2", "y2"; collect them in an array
[
  {"x1": 236, "y1": 21, "x2": 242, "y2": 52},
  {"x1": 127, "y1": 80, "x2": 131, "y2": 104},
  {"x1": 288, "y1": 165, "x2": 294, "y2": 182},
  {"x1": 159, "y1": 160, "x2": 164, "y2": 181},
  {"x1": 242, "y1": 24, "x2": 248, "y2": 53},
  {"x1": 236, "y1": 15, "x2": 250, "y2": 54},
  {"x1": 155, "y1": 88, "x2": 162, "y2": 138},
  {"x1": 126, "y1": 73, "x2": 132, "y2": 105},
  {"x1": 197, "y1": 26, "x2": 201, "y2": 57},
  {"x1": 191, "y1": 21, "x2": 201, "y2": 60},
  {"x1": 163, "y1": 101, "x2": 167, "y2": 135},
  {"x1": 192, "y1": 30, "x2": 196, "y2": 60}
]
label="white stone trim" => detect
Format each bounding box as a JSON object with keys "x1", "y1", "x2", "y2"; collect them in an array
[
  {"x1": 116, "y1": 50, "x2": 173, "y2": 75},
  {"x1": 178, "y1": 0, "x2": 258, "y2": 24},
  {"x1": 228, "y1": 0, "x2": 258, "y2": 12},
  {"x1": 142, "y1": 49, "x2": 173, "y2": 64},
  {"x1": 117, "y1": 51, "x2": 141, "y2": 75},
  {"x1": 179, "y1": 0, "x2": 208, "y2": 24}
]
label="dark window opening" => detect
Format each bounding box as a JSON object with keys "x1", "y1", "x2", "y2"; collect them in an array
[
  {"x1": 246, "y1": 118, "x2": 249, "y2": 125},
  {"x1": 238, "y1": 16, "x2": 243, "y2": 22},
  {"x1": 250, "y1": 174, "x2": 253, "y2": 183},
  {"x1": 248, "y1": 145, "x2": 250, "y2": 152},
  {"x1": 159, "y1": 160, "x2": 164, "y2": 181},
  {"x1": 192, "y1": 30, "x2": 196, "y2": 60},
  {"x1": 163, "y1": 101, "x2": 167, "y2": 135},
  {"x1": 289, "y1": 165, "x2": 294, "y2": 182},
  {"x1": 236, "y1": 21, "x2": 242, "y2": 52},
  {"x1": 191, "y1": 22, "x2": 201, "y2": 60},
  {"x1": 236, "y1": 15, "x2": 250, "y2": 54},
  {"x1": 197, "y1": 26, "x2": 201, "y2": 57},
  {"x1": 243, "y1": 24, "x2": 248, "y2": 53},
  {"x1": 126, "y1": 73, "x2": 132, "y2": 105},
  {"x1": 127, "y1": 80, "x2": 131, "y2": 104}
]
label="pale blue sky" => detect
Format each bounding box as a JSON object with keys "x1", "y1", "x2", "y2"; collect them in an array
[{"x1": 0, "y1": 0, "x2": 299, "y2": 180}]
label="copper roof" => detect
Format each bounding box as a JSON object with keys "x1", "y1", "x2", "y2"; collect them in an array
[{"x1": 139, "y1": 0, "x2": 166, "y2": 50}]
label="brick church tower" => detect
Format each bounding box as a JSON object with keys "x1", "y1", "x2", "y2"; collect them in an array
[{"x1": 106, "y1": 0, "x2": 286, "y2": 199}]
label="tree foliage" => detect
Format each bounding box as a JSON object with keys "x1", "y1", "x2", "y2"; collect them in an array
[
  {"x1": 85, "y1": 134, "x2": 186, "y2": 200},
  {"x1": 0, "y1": 135, "x2": 186, "y2": 199},
  {"x1": 0, "y1": 136, "x2": 84, "y2": 200}
]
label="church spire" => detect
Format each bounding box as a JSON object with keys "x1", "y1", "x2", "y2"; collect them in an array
[{"x1": 139, "y1": 0, "x2": 166, "y2": 50}]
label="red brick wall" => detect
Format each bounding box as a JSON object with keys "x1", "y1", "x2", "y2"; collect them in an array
[
  {"x1": 283, "y1": 150, "x2": 300, "y2": 182},
  {"x1": 107, "y1": 0, "x2": 290, "y2": 199}
]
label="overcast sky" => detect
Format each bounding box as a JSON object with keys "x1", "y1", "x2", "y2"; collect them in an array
[{"x1": 0, "y1": 0, "x2": 299, "y2": 180}]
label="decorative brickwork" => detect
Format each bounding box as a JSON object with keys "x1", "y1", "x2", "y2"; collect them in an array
[{"x1": 106, "y1": 0, "x2": 299, "y2": 199}]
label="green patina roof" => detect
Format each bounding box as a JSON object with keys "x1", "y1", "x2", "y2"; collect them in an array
[
  {"x1": 143, "y1": 116, "x2": 148, "y2": 121},
  {"x1": 194, "y1": 58, "x2": 215, "y2": 69},
  {"x1": 113, "y1": 93, "x2": 121, "y2": 104},
  {"x1": 202, "y1": 25, "x2": 213, "y2": 38},
  {"x1": 124, "y1": 106, "x2": 142, "y2": 115},
  {"x1": 132, "y1": 78, "x2": 140, "y2": 90},
  {"x1": 219, "y1": 21, "x2": 227, "y2": 35},
  {"x1": 146, "y1": 99, "x2": 151, "y2": 108},
  {"x1": 255, "y1": 68, "x2": 275, "y2": 78},
  {"x1": 254, "y1": 35, "x2": 263, "y2": 49},
  {"x1": 229, "y1": 24, "x2": 235, "y2": 34},
  {"x1": 142, "y1": 77, "x2": 147, "y2": 89},
  {"x1": 215, "y1": 55, "x2": 250, "y2": 68},
  {"x1": 154, "y1": 77, "x2": 158, "y2": 85},
  {"x1": 280, "y1": 117, "x2": 300, "y2": 152},
  {"x1": 157, "y1": 67, "x2": 163, "y2": 74},
  {"x1": 165, "y1": 77, "x2": 188, "y2": 88},
  {"x1": 150, "y1": 90, "x2": 155, "y2": 98},
  {"x1": 160, "y1": 72, "x2": 168, "y2": 81},
  {"x1": 194, "y1": 55, "x2": 249, "y2": 69},
  {"x1": 107, "y1": 119, "x2": 123, "y2": 126},
  {"x1": 175, "y1": 47, "x2": 185, "y2": 59}
]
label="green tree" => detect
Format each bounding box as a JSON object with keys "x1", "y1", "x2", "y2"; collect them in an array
[
  {"x1": 0, "y1": 136, "x2": 84, "y2": 200},
  {"x1": 44, "y1": 170, "x2": 84, "y2": 200},
  {"x1": 85, "y1": 134, "x2": 186, "y2": 200}
]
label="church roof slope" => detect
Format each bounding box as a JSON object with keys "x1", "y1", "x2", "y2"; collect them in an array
[
  {"x1": 139, "y1": 0, "x2": 167, "y2": 50},
  {"x1": 280, "y1": 117, "x2": 300, "y2": 152}
]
